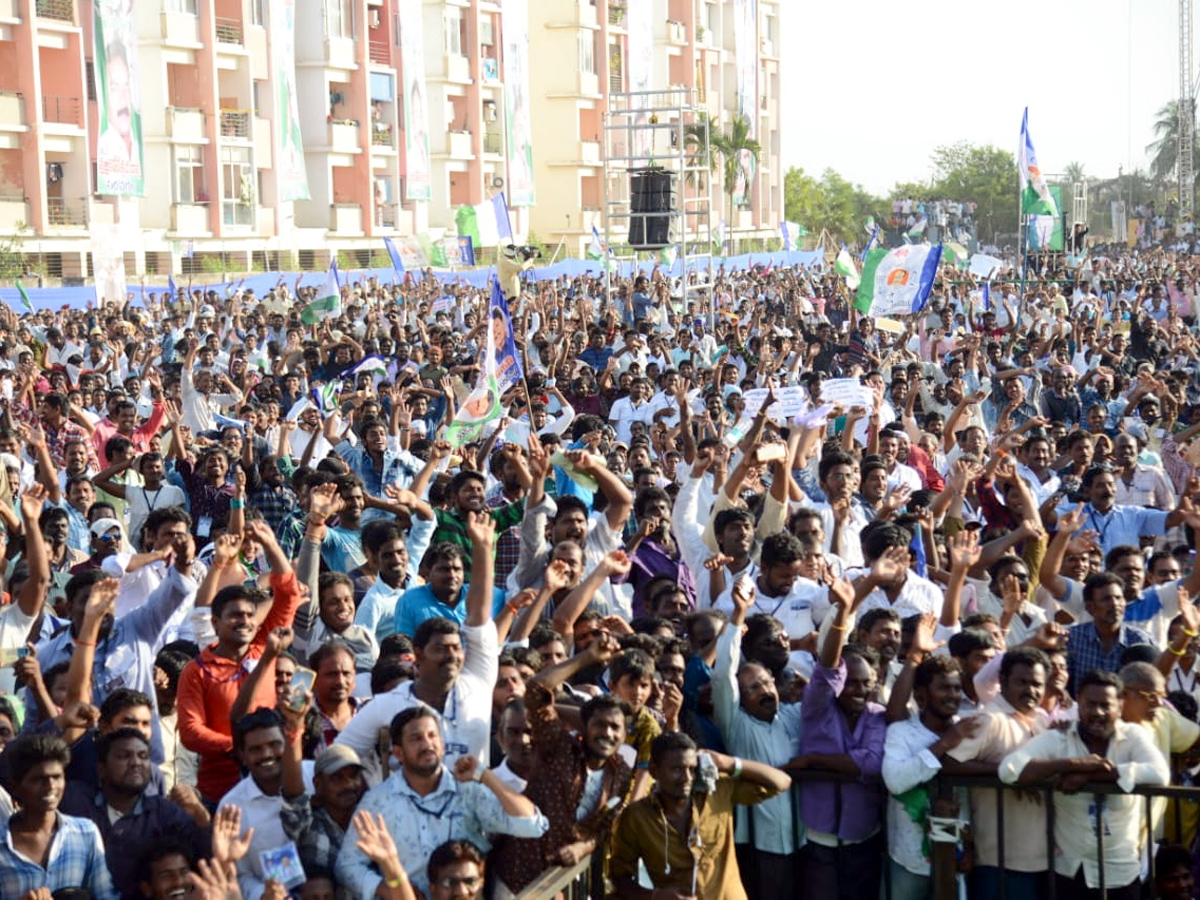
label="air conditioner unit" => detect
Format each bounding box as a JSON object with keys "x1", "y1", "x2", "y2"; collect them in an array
[{"x1": 491, "y1": 176, "x2": 504, "y2": 188}]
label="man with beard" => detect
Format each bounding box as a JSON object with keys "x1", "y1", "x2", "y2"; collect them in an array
[
  {"x1": 876, "y1": 426, "x2": 923, "y2": 493},
  {"x1": 354, "y1": 501, "x2": 436, "y2": 640},
  {"x1": 1065, "y1": 572, "x2": 1155, "y2": 693},
  {"x1": 610, "y1": 731, "x2": 791, "y2": 900},
  {"x1": 623, "y1": 485, "x2": 695, "y2": 614},
  {"x1": 881, "y1": 654, "x2": 980, "y2": 899},
  {"x1": 944, "y1": 646, "x2": 1053, "y2": 899},
  {"x1": 0, "y1": 735, "x2": 118, "y2": 900},
  {"x1": 795, "y1": 571, "x2": 886, "y2": 900},
  {"x1": 1057, "y1": 465, "x2": 1192, "y2": 558},
  {"x1": 60, "y1": 729, "x2": 208, "y2": 899},
  {"x1": 811, "y1": 449, "x2": 872, "y2": 568},
  {"x1": 713, "y1": 533, "x2": 822, "y2": 674},
  {"x1": 712, "y1": 572, "x2": 803, "y2": 899},
  {"x1": 336, "y1": 514, "x2": 501, "y2": 772},
  {"x1": 855, "y1": 608, "x2": 902, "y2": 702},
  {"x1": 336, "y1": 706, "x2": 547, "y2": 899},
  {"x1": 393, "y1": 537, "x2": 505, "y2": 639},
  {"x1": 281, "y1": 709, "x2": 368, "y2": 876},
  {"x1": 1111, "y1": 432, "x2": 1175, "y2": 510},
  {"x1": 1000, "y1": 670, "x2": 1169, "y2": 900},
  {"x1": 490, "y1": 642, "x2": 634, "y2": 895}
]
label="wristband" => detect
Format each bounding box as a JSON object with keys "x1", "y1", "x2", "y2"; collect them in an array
[
  {"x1": 384, "y1": 872, "x2": 408, "y2": 889},
  {"x1": 230, "y1": 499, "x2": 245, "y2": 510},
  {"x1": 1185, "y1": 628, "x2": 1199, "y2": 638},
  {"x1": 473, "y1": 759, "x2": 487, "y2": 782},
  {"x1": 506, "y1": 603, "x2": 521, "y2": 617},
  {"x1": 1170, "y1": 644, "x2": 1188, "y2": 657},
  {"x1": 75, "y1": 640, "x2": 96, "y2": 648},
  {"x1": 731, "y1": 757, "x2": 743, "y2": 779}
]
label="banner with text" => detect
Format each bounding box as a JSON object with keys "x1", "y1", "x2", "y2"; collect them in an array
[
  {"x1": 503, "y1": 0, "x2": 535, "y2": 207},
  {"x1": 93, "y1": 0, "x2": 144, "y2": 196}
]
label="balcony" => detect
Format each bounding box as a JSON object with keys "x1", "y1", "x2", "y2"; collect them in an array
[
  {"x1": 608, "y1": 73, "x2": 622, "y2": 93},
  {"x1": 219, "y1": 109, "x2": 251, "y2": 140},
  {"x1": 35, "y1": 0, "x2": 72, "y2": 21},
  {"x1": 368, "y1": 40, "x2": 390, "y2": 65},
  {"x1": 370, "y1": 125, "x2": 395, "y2": 148},
  {"x1": 215, "y1": 16, "x2": 243, "y2": 44},
  {"x1": 444, "y1": 54, "x2": 469, "y2": 82},
  {"x1": 665, "y1": 19, "x2": 685, "y2": 43},
  {"x1": 482, "y1": 130, "x2": 502, "y2": 155},
  {"x1": 581, "y1": 140, "x2": 600, "y2": 165},
  {"x1": 444, "y1": 131, "x2": 472, "y2": 158},
  {"x1": 329, "y1": 120, "x2": 359, "y2": 152},
  {"x1": 329, "y1": 203, "x2": 363, "y2": 234},
  {"x1": 0, "y1": 196, "x2": 28, "y2": 231},
  {"x1": 167, "y1": 107, "x2": 205, "y2": 141},
  {"x1": 42, "y1": 94, "x2": 81, "y2": 127},
  {"x1": 170, "y1": 202, "x2": 210, "y2": 234},
  {"x1": 607, "y1": 2, "x2": 624, "y2": 26},
  {"x1": 0, "y1": 0, "x2": 18, "y2": 18},
  {"x1": 0, "y1": 93, "x2": 25, "y2": 129},
  {"x1": 47, "y1": 197, "x2": 88, "y2": 227}
]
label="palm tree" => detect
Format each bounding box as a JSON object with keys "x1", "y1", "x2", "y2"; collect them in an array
[
  {"x1": 1064, "y1": 161, "x2": 1086, "y2": 184},
  {"x1": 683, "y1": 113, "x2": 761, "y2": 250},
  {"x1": 1146, "y1": 99, "x2": 1197, "y2": 183}
]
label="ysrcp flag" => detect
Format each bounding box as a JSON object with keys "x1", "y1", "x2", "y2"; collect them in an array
[
  {"x1": 445, "y1": 279, "x2": 514, "y2": 447},
  {"x1": 1019, "y1": 108, "x2": 1057, "y2": 216},
  {"x1": 855, "y1": 244, "x2": 943, "y2": 317},
  {"x1": 487, "y1": 277, "x2": 523, "y2": 391}
]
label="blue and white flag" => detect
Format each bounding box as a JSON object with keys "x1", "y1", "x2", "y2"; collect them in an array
[
  {"x1": 311, "y1": 379, "x2": 342, "y2": 417},
  {"x1": 487, "y1": 277, "x2": 523, "y2": 391},
  {"x1": 492, "y1": 192, "x2": 513, "y2": 241},
  {"x1": 910, "y1": 523, "x2": 927, "y2": 577},
  {"x1": 348, "y1": 356, "x2": 389, "y2": 386},
  {"x1": 858, "y1": 244, "x2": 943, "y2": 318},
  {"x1": 167, "y1": 274, "x2": 178, "y2": 302},
  {"x1": 382, "y1": 236, "x2": 405, "y2": 275},
  {"x1": 1019, "y1": 108, "x2": 1058, "y2": 216},
  {"x1": 781, "y1": 221, "x2": 799, "y2": 251}
]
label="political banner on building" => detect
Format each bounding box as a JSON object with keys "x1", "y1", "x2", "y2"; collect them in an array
[
  {"x1": 732, "y1": 0, "x2": 757, "y2": 136},
  {"x1": 269, "y1": 0, "x2": 309, "y2": 200},
  {"x1": 91, "y1": 225, "x2": 128, "y2": 307},
  {"x1": 93, "y1": 0, "x2": 144, "y2": 196},
  {"x1": 503, "y1": 0, "x2": 535, "y2": 207},
  {"x1": 627, "y1": 0, "x2": 653, "y2": 164},
  {"x1": 398, "y1": 0, "x2": 431, "y2": 201}
]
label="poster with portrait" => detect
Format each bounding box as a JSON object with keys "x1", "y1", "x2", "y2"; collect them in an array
[
  {"x1": 93, "y1": 0, "x2": 144, "y2": 195},
  {"x1": 398, "y1": 0, "x2": 431, "y2": 201},
  {"x1": 503, "y1": 0, "x2": 535, "y2": 207},
  {"x1": 270, "y1": 0, "x2": 310, "y2": 200}
]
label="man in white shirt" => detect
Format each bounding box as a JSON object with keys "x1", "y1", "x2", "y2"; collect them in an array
[
  {"x1": 999, "y1": 669, "x2": 1169, "y2": 899},
  {"x1": 638, "y1": 369, "x2": 683, "y2": 430},
  {"x1": 608, "y1": 380, "x2": 649, "y2": 445},
  {"x1": 878, "y1": 426, "x2": 923, "y2": 493},
  {"x1": 336, "y1": 512, "x2": 500, "y2": 776},
  {"x1": 947, "y1": 646, "x2": 1053, "y2": 899}
]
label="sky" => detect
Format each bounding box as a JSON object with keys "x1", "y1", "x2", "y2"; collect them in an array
[{"x1": 779, "y1": 0, "x2": 1179, "y2": 195}]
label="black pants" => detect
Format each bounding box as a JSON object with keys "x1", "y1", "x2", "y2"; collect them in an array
[
  {"x1": 803, "y1": 834, "x2": 885, "y2": 900},
  {"x1": 735, "y1": 844, "x2": 802, "y2": 900},
  {"x1": 1053, "y1": 870, "x2": 1140, "y2": 900}
]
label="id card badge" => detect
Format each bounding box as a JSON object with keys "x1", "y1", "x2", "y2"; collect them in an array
[{"x1": 197, "y1": 515, "x2": 213, "y2": 538}]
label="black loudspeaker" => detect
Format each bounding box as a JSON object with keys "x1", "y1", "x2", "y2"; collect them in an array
[{"x1": 629, "y1": 167, "x2": 677, "y2": 250}]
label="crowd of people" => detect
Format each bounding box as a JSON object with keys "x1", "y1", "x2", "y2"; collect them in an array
[
  {"x1": 888, "y1": 198, "x2": 977, "y2": 241},
  {"x1": 2, "y1": 244, "x2": 1200, "y2": 900}
]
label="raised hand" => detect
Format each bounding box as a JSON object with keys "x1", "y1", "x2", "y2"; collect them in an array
[
  {"x1": 452, "y1": 755, "x2": 483, "y2": 783},
  {"x1": 946, "y1": 529, "x2": 981, "y2": 572},
  {"x1": 265, "y1": 626, "x2": 294, "y2": 658},
  {"x1": 910, "y1": 611, "x2": 942, "y2": 657},
  {"x1": 703, "y1": 553, "x2": 734, "y2": 572},
  {"x1": 211, "y1": 531, "x2": 242, "y2": 568},
  {"x1": 307, "y1": 483, "x2": 344, "y2": 522},
  {"x1": 463, "y1": 510, "x2": 496, "y2": 551},
  {"x1": 543, "y1": 558, "x2": 573, "y2": 593},
  {"x1": 18, "y1": 483, "x2": 46, "y2": 522},
  {"x1": 601, "y1": 549, "x2": 633, "y2": 577},
  {"x1": 586, "y1": 629, "x2": 622, "y2": 665},
  {"x1": 352, "y1": 811, "x2": 404, "y2": 868},
  {"x1": 83, "y1": 577, "x2": 120, "y2": 623},
  {"x1": 731, "y1": 573, "x2": 756, "y2": 615},
  {"x1": 211, "y1": 805, "x2": 255, "y2": 864},
  {"x1": 1055, "y1": 503, "x2": 1087, "y2": 536}
]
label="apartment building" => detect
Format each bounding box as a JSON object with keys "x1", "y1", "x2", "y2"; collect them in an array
[{"x1": 0, "y1": 0, "x2": 781, "y2": 277}]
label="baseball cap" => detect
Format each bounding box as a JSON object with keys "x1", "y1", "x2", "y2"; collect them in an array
[
  {"x1": 314, "y1": 744, "x2": 365, "y2": 778},
  {"x1": 90, "y1": 517, "x2": 123, "y2": 539}
]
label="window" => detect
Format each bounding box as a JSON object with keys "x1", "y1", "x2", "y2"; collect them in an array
[
  {"x1": 220, "y1": 146, "x2": 253, "y2": 225},
  {"x1": 479, "y1": 16, "x2": 494, "y2": 46},
  {"x1": 325, "y1": 0, "x2": 352, "y2": 38},
  {"x1": 443, "y1": 9, "x2": 463, "y2": 56},
  {"x1": 175, "y1": 145, "x2": 205, "y2": 204},
  {"x1": 85, "y1": 61, "x2": 96, "y2": 101},
  {"x1": 249, "y1": 0, "x2": 264, "y2": 26},
  {"x1": 579, "y1": 33, "x2": 595, "y2": 74},
  {"x1": 164, "y1": 0, "x2": 197, "y2": 15}
]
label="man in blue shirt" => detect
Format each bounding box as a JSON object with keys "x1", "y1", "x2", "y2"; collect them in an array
[
  {"x1": 578, "y1": 328, "x2": 614, "y2": 372},
  {"x1": 1057, "y1": 465, "x2": 1191, "y2": 556},
  {"x1": 394, "y1": 523, "x2": 506, "y2": 639}
]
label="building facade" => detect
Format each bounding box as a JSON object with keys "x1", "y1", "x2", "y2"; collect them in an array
[{"x1": 0, "y1": 0, "x2": 781, "y2": 278}]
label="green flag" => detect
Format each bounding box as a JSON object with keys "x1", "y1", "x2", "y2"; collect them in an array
[
  {"x1": 300, "y1": 263, "x2": 341, "y2": 325},
  {"x1": 15, "y1": 280, "x2": 33, "y2": 313},
  {"x1": 854, "y1": 247, "x2": 888, "y2": 314},
  {"x1": 455, "y1": 205, "x2": 481, "y2": 251}
]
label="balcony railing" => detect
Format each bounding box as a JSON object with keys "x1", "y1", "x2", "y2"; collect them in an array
[
  {"x1": 35, "y1": 0, "x2": 73, "y2": 20},
  {"x1": 482, "y1": 131, "x2": 502, "y2": 154},
  {"x1": 607, "y1": 2, "x2": 624, "y2": 25},
  {"x1": 214, "y1": 16, "x2": 244, "y2": 44},
  {"x1": 368, "y1": 40, "x2": 389, "y2": 65},
  {"x1": 219, "y1": 109, "x2": 251, "y2": 139},
  {"x1": 42, "y1": 94, "x2": 81, "y2": 126},
  {"x1": 370, "y1": 126, "x2": 394, "y2": 147},
  {"x1": 47, "y1": 197, "x2": 88, "y2": 227}
]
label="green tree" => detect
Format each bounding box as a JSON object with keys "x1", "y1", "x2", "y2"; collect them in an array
[
  {"x1": 1064, "y1": 161, "x2": 1086, "y2": 184},
  {"x1": 783, "y1": 167, "x2": 885, "y2": 247},
  {"x1": 685, "y1": 113, "x2": 761, "y2": 230},
  {"x1": 926, "y1": 142, "x2": 1019, "y2": 242},
  {"x1": 1146, "y1": 99, "x2": 1197, "y2": 184}
]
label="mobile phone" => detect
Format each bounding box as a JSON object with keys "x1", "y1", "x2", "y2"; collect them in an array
[
  {"x1": 288, "y1": 667, "x2": 316, "y2": 710},
  {"x1": 0, "y1": 646, "x2": 28, "y2": 667},
  {"x1": 756, "y1": 442, "x2": 787, "y2": 463}
]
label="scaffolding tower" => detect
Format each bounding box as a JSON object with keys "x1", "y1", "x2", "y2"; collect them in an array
[
  {"x1": 602, "y1": 88, "x2": 715, "y2": 320},
  {"x1": 1181, "y1": 0, "x2": 1195, "y2": 218}
]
